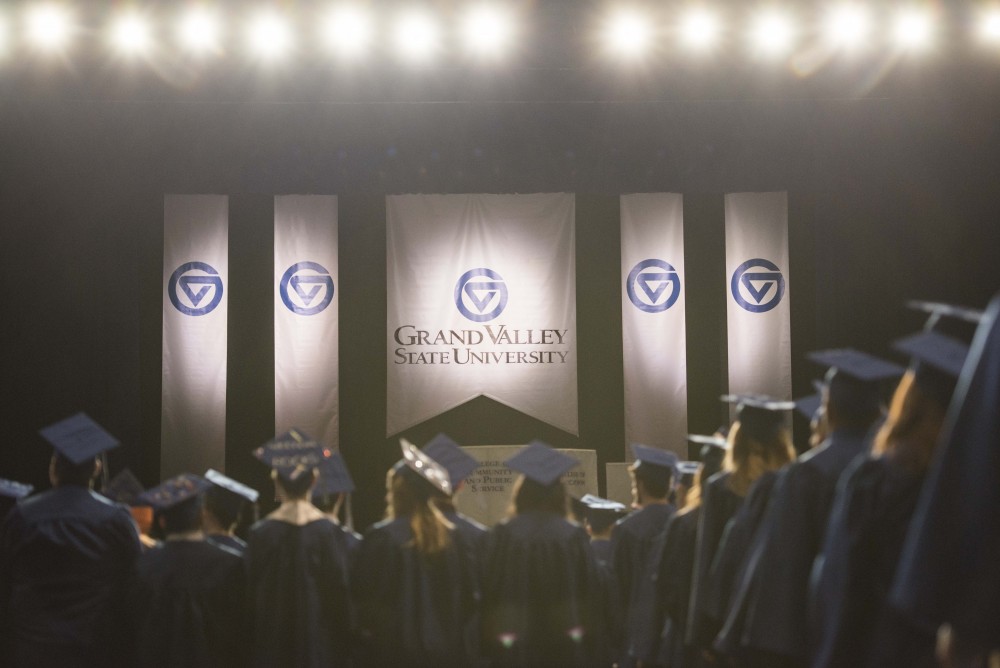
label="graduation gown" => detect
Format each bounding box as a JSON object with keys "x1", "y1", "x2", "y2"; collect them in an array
[
  {"x1": 351, "y1": 516, "x2": 479, "y2": 667},
  {"x1": 651, "y1": 507, "x2": 700, "y2": 668},
  {"x1": 707, "y1": 471, "x2": 781, "y2": 659},
  {"x1": 480, "y1": 511, "x2": 610, "y2": 668},
  {"x1": 720, "y1": 429, "x2": 869, "y2": 664},
  {"x1": 128, "y1": 539, "x2": 245, "y2": 667},
  {"x1": 609, "y1": 502, "x2": 676, "y2": 665},
  {"x1": 891, "y1": 292, "x2": 1000, "y2": 653},
  {"x1": 0, "y1": 485, "x2": 141, "y2": 668},
  {"x1": 245, "y1": 505, "x2": 353, "y2": 668},
  {"x1": 811, "y1": 457, "x2": 936, "y2": 668},
  {"x1": 686, "y1": 472, "x2": 743, "y2": 651}
]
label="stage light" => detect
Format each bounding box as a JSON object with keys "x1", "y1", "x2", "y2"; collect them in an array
[
  {"x1": 679, "y1": 8, "x2": 720, "y2": 51},
  {"x1": 109, "y1": 12, "x2": 152, "y2": 56},
  {"x1": 320, "y1": 5, "x2": 373, "y2": 58},
  {"x1": 750, "y1": 9, "x2": 795, "y2": 56},
  {"x1": 393, "y1": 9, "x2": 440, "y2": 62},
  {"x1": 461, "y1": 4, "x2": 514, "y2": 58},
  {"x1": 246, "y1": 9, "x2": 293, "y2": 60},
  {"x1": 892, "y1": 8, "x2": 934, "y2": 50},
  {"x1": 824, "y1": 4, "x2": 871, "y2": 50},
  {"x1": 977, "y1": 8, "x2": 1000, "y2": 43},
  {"x1": 605, "y1": 9, "x2": 653, "y2": 58},
  {"x1": 178, "y1": 7, "x2": 222, "y2": 55},
  {"x1": 25, "y1": 3, "x2": 73, "y2": 52}
]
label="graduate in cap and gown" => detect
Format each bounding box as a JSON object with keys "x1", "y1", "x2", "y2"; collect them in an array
[
  {"x1": 421, "y1": 433, "x2": 489, "y2": 547},
  {"x1": 687, "y1": 397, "x2": 796, "y2": 663},
  {"x1": 101, "y1": 468, "x2": 158, "y2": 551},
  {"x1": 245, "y1": 430, "x2": 353, "y2": 668},
  {"x1": 203, "y1": 469, "x2": 259, "y2": 555},
  {"x1": 650, "y1": 436, "x2": 728, "y2": 668},
  {"x1": 610, "y1": 444, "x2": 678, "y2": 667},
  {"x1": 351, "y1": 439, "x2": 480, "y2": 668},
  {"x1": 889, "y1": 293, "x2": 1000, "y2": 666},
  {"x1": 311, "y1": 451, "x2": 363, "y2": 559},
  {"x1": 127, "y1": 473, "x2": 246, "y2": 668},
  {"x1": 0, "y1": 413, "x2": 141, "y2": 668},
  {"x1": 578, "y1": 494, "x2": 628, "y2": 567},
  {"x1": 715, "y1": 349, "x2": 903, "y2": 667},
  {"x1": 480, "y1": 441, "x2": 610, "y2": 668},
  {"x1": 811, "y1": 321, "x2": 974, "y2": 668}
]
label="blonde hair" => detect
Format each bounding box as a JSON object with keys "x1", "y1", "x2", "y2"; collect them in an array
[
  {"x1": 872, "y1": 370, "x2": 947, "y2": 475},
  {"x1": 387, "y1": 468, "x2": 453, "y2": 555},
  {"x1": 724, "y1": 421, "x2": 795, "y2": 497}
]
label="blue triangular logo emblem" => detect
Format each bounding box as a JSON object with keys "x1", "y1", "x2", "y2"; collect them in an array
[
  {"x1": 180, "y1": 276, "x2": 217, "y2": 307},
  {"x1": 740, "y1": 272, "x2": 782, "y2": 304},
  {"x1": 637, "y1": 272, "x2": 674, "y2": 304},
  {"x1": 464, "y1": 281, "x2": 502, "y2": 313},
  {"x1": 290, "y1": 276, "x2": 328, "y2": 307}
]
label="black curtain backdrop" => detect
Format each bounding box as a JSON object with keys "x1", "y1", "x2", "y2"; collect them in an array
[{"x1": 3, "y1": 17, "x2": 1000, "y2": 526}]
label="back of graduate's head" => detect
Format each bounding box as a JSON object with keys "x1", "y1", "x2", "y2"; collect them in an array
[
  {"x1": 823, "y1": 369, "x2": 885, "y2": 431},
  {"x1": 388, "y1": 464, "x2": 453, "y2": 555},
  {"x1": 512, "y1": 476, "x2": 569, "y2": 518},
  {"x1": 726, "y1": 417, "x2": 795, "y2": 497},
  {"x1": 203, "y1": 486, "x2": 242, "y2": 532},
  {"x1": 272, "y1": 467, "x2": 317, "y2": 501},
  {"x1": 50, "y1": 453, "x2": 100, "y2": 488},
  {"x1": 158, "y1": 495, "x2": 204, "y2": 535},
  {"x1": 629, "y1": 461, "x2": 673, "y2": 503},
  {"x1": 873, "y1": 370, "x2": 949, "y2": 475}
]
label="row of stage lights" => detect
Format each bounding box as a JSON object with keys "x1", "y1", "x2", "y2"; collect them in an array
[{"x1": 6, "y1": 3, "x2": 1000, "y2": 65}]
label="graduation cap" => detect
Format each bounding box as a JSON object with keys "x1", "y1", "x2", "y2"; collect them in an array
[
  {"x1": 687, "y1": 434, "x2": 728, "y2": 450},
  {"x1": 399, "y1": 438, "x2": 452, "y2": 496},
  {"x1": 722, "y1": 394, "x2": 795, "y2": 441},
  {"x1": 254, "y1": 429, "x2": 329, "y2": 481},
  {"x1": 136, "y1": 473, "x2": 212, "y2": 511},
  {"x1": 422, "y1": 433, "x2": 478, "y2": 489},
  {"x1": 312, "y1": 452, "x2": 355, "y2": 497},
  {"x1": 794, "y1": 387, "x2": 824, "y2": 421},
  {"x1": 630, "y1": 443, "x2": 679, "y2": 487},
  {"x1": 505, "y1": 440, "x2": 579, "y2": 486},
  {"x1": 205, "y1": 469, "x2": 259, "y2": 503},
  {"x1": 808, "y1": 348, "x2": 906, "y2": 384},
  {"x1": 893, "y1": 330, "x2": 971, "y2": 405},
  {"x1": 101, "y1": 468, "x2": 145, "y2": 505},
  {"x1": 0, "y1": 478, "x2": 34, "y2": 500},
  {"x1": 579, "y1": 493, "x2": 629, "y2": 531},
  {"x1": 676, "y1": 461, "x2": 701, "y2": 486},
  {"x1": 39, "y1": 412, "x2": 120, "y2": 465},
  {"x1": 907, "y1": 300, "x2": 985, "y2": 327}
]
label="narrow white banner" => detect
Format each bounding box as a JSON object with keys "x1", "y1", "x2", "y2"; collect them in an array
[
  {"x1": 621, "y1": 194, "x2": 688, "y2": 457},
  {"x1": 161, "y1": 195, "x2": 228, "y2": 478},
  {"x1": 274, "y1": 195, "x2": 339, "y2": 449},
  {"x1": 725, "y1": 192, "x2": 792, "y2": 401},
  {"x1": 387, "y1": 194, "x2": 577, "y2": 436}
]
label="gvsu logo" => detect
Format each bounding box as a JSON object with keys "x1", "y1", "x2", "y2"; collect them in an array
[
  {"x1": 626, "y1": 259, "x2": 681, "y2": 313},
  {"x1": 455, "y1": 268, "x2": 508, "y2": 322},
  {"x1": 168, "y1": 262, "x2": 224, "y2": 316},
  {"x1": 731, "y1": 259, "x2": 785, "y2": 313},
  {"x1": 279, "y1": 262, "x2": 335, "y2": 316}
]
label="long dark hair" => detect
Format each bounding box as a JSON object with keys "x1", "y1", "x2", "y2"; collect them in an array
[{"x1": 387, "y1": 468, "x2": 453, "y2": 555}]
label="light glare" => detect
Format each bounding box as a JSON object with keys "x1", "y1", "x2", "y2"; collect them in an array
[
  {"x1": 825, "y1": 5, "x2": 871, "y2": 49},
  {"x1": 110, "y1": 13, "x2": 152, "y2": 55},
  {"x1": 462, "y1": 5, "x2": 514, "y2": 58},
  {"x1": 178, "y1": 7, "x2": 222, "y2": 54},
  {"x1": 751, "y1": 10, "x2": 794, "y2": 55},
  {"x1": 394, "y1": 10, "x2": 440, "y2": 62},
  {"x1": 606, "y1": 10, "x2": 653, "y2": 58},
  {"x1": 26, "y1": 3, "x2": 73, "y2": 51},
  {"x1": 679, "y1": 8, "x2": 719, "y2": 50},
  {"x1": 321, "y1": 6, "x2": 372, "y2": 57},
  {"x1": 893, "y1": 9, "x2": 934, "y2": 49},
  {"x1": 247, "y1": 10, "x2": 292, "y2": 60},
  {"x1": 978, "y1": 9, "x2": 1000, "y2": 42}
]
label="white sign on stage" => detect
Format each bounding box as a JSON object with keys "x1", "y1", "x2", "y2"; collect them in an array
[
  {"x1": 454, "y1": 446, "x2": 597, "y2": 527},
  {"x1": 386, "y1": 194, "x2": 578, "y2": 436},
  {"x1": 605, "y1": 463, "x2": 634, "y2": 507}
]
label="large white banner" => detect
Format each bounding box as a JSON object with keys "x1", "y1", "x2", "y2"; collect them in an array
[
  {"x1": 621, "y1": 194, "x2": 688, "y2": 457},
  {"x1": 274, "y1": 195, "x2": 339, "y2": 449},
  {"x1": 725, "y1": 192, "x2": 792, "y2": 400},
  {"x1": 162, "y1": 195, "x2": 228, "y2": 478},
  {"x1": 387, "y1": 194, "x2": 577, "y2": 435}
]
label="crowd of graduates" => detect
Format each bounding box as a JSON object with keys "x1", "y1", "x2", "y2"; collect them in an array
[{"x1": 1, "y1": 292, "x2": 998, "y2": 668}]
